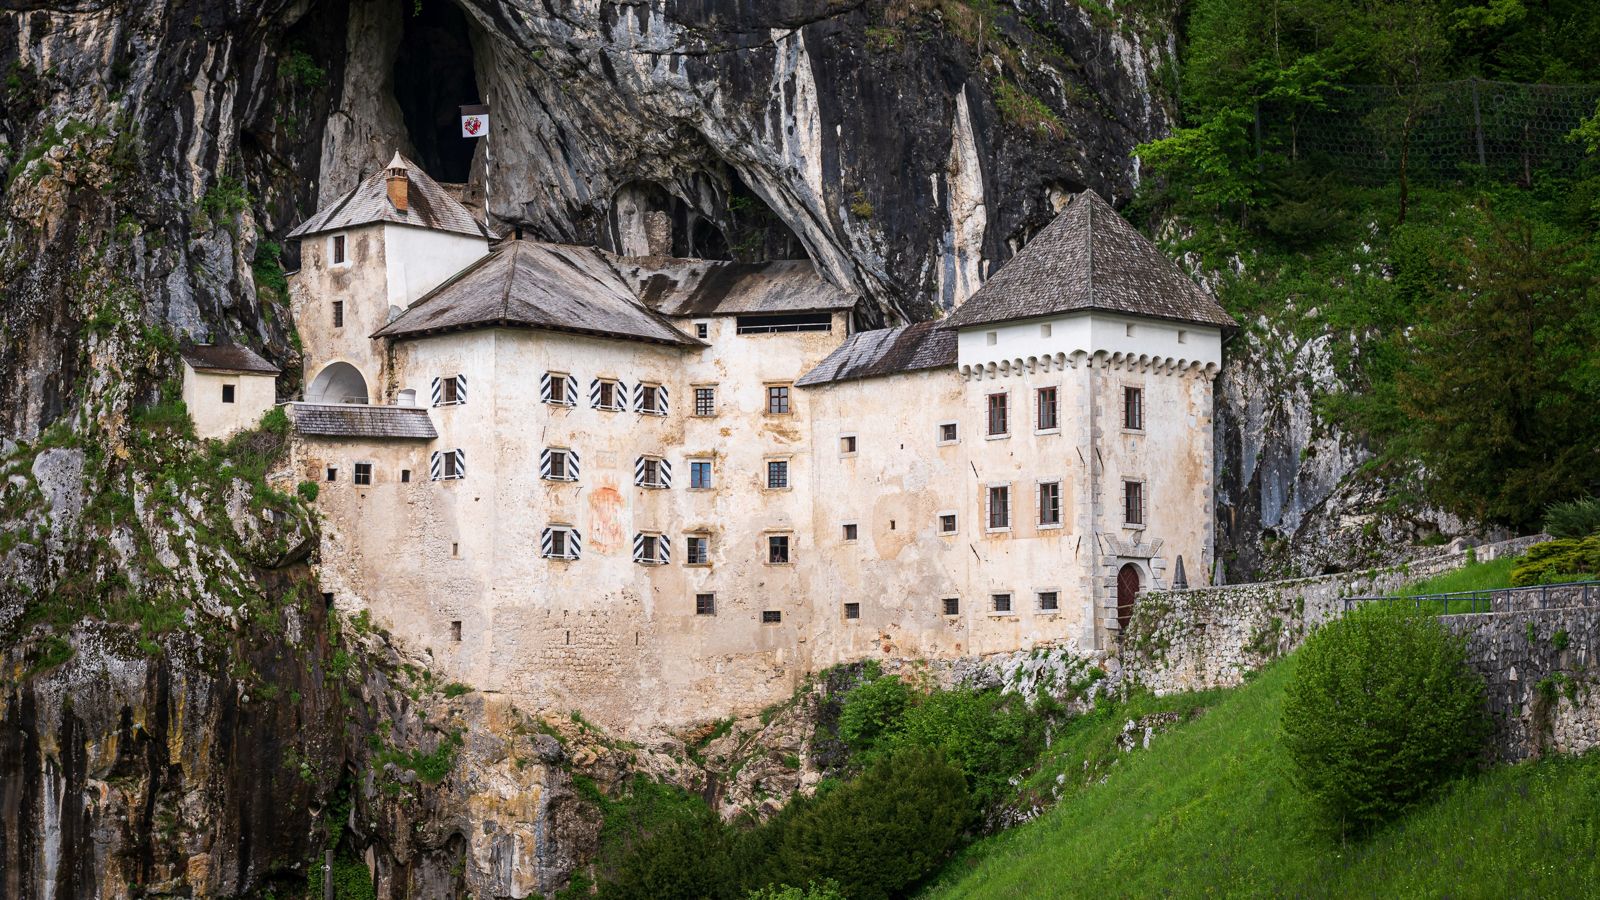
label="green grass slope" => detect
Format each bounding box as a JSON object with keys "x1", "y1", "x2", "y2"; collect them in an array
[{"x1": 924, "y1": 658, "x2": 1600, "y2": 899}]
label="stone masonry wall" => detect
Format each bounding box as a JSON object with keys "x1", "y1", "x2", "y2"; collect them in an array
[{"x1": 1446, "y1": 608, "x2": 1600, "y2": 761}]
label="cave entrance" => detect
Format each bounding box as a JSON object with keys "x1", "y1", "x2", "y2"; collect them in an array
[{"x1": 393, "y1": 0, "x2": 480, "y2": 183}]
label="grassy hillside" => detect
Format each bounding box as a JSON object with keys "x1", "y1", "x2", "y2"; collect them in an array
[{"x1": 923, "y1": 658, "x2": 1600, "y2": 899}]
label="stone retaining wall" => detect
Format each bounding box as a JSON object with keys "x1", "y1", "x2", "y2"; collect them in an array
[{"x1": 1446, "y1": 608, "x2": 1600, "y2": 761}]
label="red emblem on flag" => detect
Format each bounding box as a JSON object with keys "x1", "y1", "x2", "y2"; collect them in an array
[{"x1": 463, "y1": 116, "x2": 483, "y2": 136}]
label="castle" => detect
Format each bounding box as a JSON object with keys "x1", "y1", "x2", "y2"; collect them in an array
[{"x1": 240, "y1": 154, "x2": 1232, "y2": 729}]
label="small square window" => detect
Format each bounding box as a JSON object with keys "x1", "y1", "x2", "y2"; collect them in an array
[
  {"x1": 762, "y1": 610, "x2": 783, "y2": 624},
  {"x1": 1125, "y1": 323, "x2": 1135, "y2": 337},
  {"x1": 354, "y1": 462, "x2": 372, "y2": 486},
  {"x1": 766, "y1": 385, "x2": 791, "y2": 415},
  {"x1": 686, "y1": 535, "x2": 710, "y2": 566},
  {"x1": 694, "y1": 386, "x2": 717, "y2": 417},
  {"x1": 401, "y1": 469, "x2": 412, "y2": 483},
  {"x1": 844, "y1": 602, "x2": 861, "y2": 620},
  {"x1": 450, "y1": 620, "x2": 462, "y2": 641},
  {"x1": 1038, "y1": 591, "x2": 1060, "y2": 611},
  {"x1": 695, "y1": 593, "x2": 717, "y2": 616},
  {"x1": 839, "y1": 434, "x2": 857, "y2": 456},
  {"x1": 1178, "y1": 329, "x2": 1189, "y2": 344},
  {"x1": 695, "y1": 322, "x2": 709, "y2": 340},
  {"x1": 942, "y1": 597, "x2": 960, "y2": 616},
  {"x1": 690, "y1": 460, "x2": 714, "y2": 489},
  {"x1": 221, "y1": 384, "x2": 236, "y2": 404},
  {"x1": 938, "y1": 422, "x2": 958, "y2": 444},
  {"x1": 331, "y1": 233, "x2": 346, "y2": 265},
  {"x1": 325, "y1": 466, "x2": 338, "y2": 482},
  {"x1": 767, "y1": 535, "x2": 791, "y2": 565},
  {"x1": 766, "y1": 460, "x2": 789, "y2": 490},
  {"x1": 842, "y1": 523, "x2": 859, "y2": 542},
  {"x1": 1040, "y1": 322, "x2": 1052, "y2": 338},
  {"x1": 939, "y1": 513, "x2": 957, "y2": 535},
  {"x1": 985, "y1": 331, "x2": 997, "y2": 346},
  {"x1": 986, "y1": 392, "x2": 1009, "y2": 436},
  {"x1": 992, "y1": 592, "x2": 1013, "y2": 613},
  {"x1": 1124, "y1": 386, "x2": 1144, "y2": 431},
  {"x1": 332, "y1": 300, "x2": 344, "y2": 328}
]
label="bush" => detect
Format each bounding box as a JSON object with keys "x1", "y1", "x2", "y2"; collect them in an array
[
  {"x1": 297, "y1": 480, "x2": 320, "y2": 502},
  {"x1": 745, "y1": 881, "x2": 844, "y2": 900},
  {"x1": 1510, "y1": 536, "x2": 1600, "y2": 586},
  {"x1": 1543, "y1": 497, "x2": 1600, "y2": 539},
  {"x1": 1281, "y1": 604, "x2": 1487, "y2": 834}
]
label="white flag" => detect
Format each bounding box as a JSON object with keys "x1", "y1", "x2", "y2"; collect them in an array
[{"x1": 460, "y1": 104, "x2": 489, "y2": 139}]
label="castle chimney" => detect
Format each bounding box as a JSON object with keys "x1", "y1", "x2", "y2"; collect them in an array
[{"x1": 385, "y1": 152, "x2": 409, "y2": 213}]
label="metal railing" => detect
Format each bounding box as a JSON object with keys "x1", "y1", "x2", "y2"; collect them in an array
[{"x1": 1344, "y1": 580, "x2": 1600, "y2": 616}]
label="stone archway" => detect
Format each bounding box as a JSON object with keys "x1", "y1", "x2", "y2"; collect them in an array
[
  {"x1": 306, "y1": 362, "x2": 369, "y2": 405},
  {"x1": 1117, "y1": 563, "x2": 1142, "y2": 632}
]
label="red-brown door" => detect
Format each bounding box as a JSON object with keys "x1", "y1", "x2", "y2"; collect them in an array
[{"x1": 1117, "y1": 564, "x2": 1141, "y2": 632}]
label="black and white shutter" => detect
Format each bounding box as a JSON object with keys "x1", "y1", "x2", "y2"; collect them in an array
[
  {"x1": 657, "y1": 457, "x2": 672, "y2": 488},
  {"x1": 632, "y1": 382, "x2": 644, "y2": 413},
  {"x1": 430, "y1": 450, "x2": 443, "y2": 480},
  {"x1": 431, "y1": 377, "x2": 443, "y2": 407},
  {"x1": 452, "y1": 448, "x2": 466, "y2": 479},
  {"x1": 539, "y1": 448, "x2": 554, "y2": 480},
  {"x1": 634, "y1": 455, "x2": 648, "y2": 487},
  {"x1": 564, "y1": 374, "x2": 578, "y2": 406},
  {"x1": 632, "y1": 532, "x2": 647, "y2": 563},
  {"x1": 542, "y1": 526, "x2": 583, "y2": 559},
  {"x1": 588, "y1": 378, "x2": 602, "y2": 408},
  {"x1": 658, "y1": 533, "x2": 671, "y2": 564},
  {"x1": 540, "y1": 373, "x2": 553, "y2": 404},
  {"x1": 567, "y1": 449, "x2": 580, "y2": 480},
  {"x1": 540, "y1": 526, "x2": 556, "y2": 557},
  {"x1": 455, "y1": 373, "x2": 467, "y2": 404},
  {"x1": 656, "y1": 384, "x2": 669, "y2": 416}
]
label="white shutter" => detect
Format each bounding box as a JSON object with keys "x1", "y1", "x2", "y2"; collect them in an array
[
  {"x1": 453, "y1": 449, "x2": 466, "y2": 479},
  {"x1": 540, "y1": 373, "x2": 553, "y2": 403},
  {"x1": 431, "y1": 377, "x2": 442, "y2": 407},
  {"x1": 430, "y1": 451, "x2": 443, "y2": 481},
  {"x1": 539, "y1": 448, "x2": 552, "y2": 480},
  {"x1": 568, "y1": 449, "x2": 580, "y2": 480},
  {"x1": 659, "y1": 458, "x2": 672, "y2": 489},
  {"x1": 456, "y1": 374, "x2": 467, "y2": 404}
]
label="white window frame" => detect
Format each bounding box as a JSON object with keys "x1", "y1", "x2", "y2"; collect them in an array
[
  {"x1": 1123, "y1": 478, "x2": 1147, "y2": 529},
  {"x1": 591, "y1": 377, "x2": 626, "y2": 412},
  {"x1": 688, "y1": 458, "x2": 714, "y2": 490},
  {"x1": 990, "y1": 591, "x2": 1015, "y2": 615},
  {"x1": 985, "y1": 391, "x2": 1010, "y2": 438},
  {"x1": 636, "y1": 382, "x2": 668, "y2": 416},
  {"x1": 1036, "y1": 588, "x2": 1061, "y2": 612},
  {"x1": 765, "y1": 533, "x2": 794, "y2": 566},
  {"x1": 1037, "y1": 479, "x2": 1063, "y2": 529},
  {"x1": 937, "y1": 421, "x2": 960, "y2": 446},
  {"x1": 839, "y1": 433, "x2": 858, "y2": 458},
  {"x1": 684, "y1": 533, "x2": 712, "y2": 567},
  {"x1": 543, "y1": 371, "x2": 577, "y2": 407},
  {"x1": 433, "y1": 374, "x2": 467, "y2": 407},
  {"x1": 764, "y1": 457, "x2": 791, "y2": 491},
  {"x1": 329, "y1": 232, "x2": 350, "y2": 268},
  {"x1": 635, "y1": 455, "x2": 671, "y2": 490},
  {"x1": 542, "y1": 524, "x2": 582, "y2": 560},
  {"x1": 986, "y1": 483, "x2": 1012, "y2": 533},
  {"x1": 1035, "y1": 385, "x2": 1060, "y2": 434},
  {"x1": 634, "y1": 532, "x2": 670, "y2": 566},
  {"x1": 542, "y1": 447, "x2": 579, "y2": 483},
  {"x1": 937, "y1": 510, "x2": 959, "y2": 536}
]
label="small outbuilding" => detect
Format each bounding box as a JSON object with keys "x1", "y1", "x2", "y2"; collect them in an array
[{"x1": 180, "y1": 344, "x2": 280, "y2": 439}]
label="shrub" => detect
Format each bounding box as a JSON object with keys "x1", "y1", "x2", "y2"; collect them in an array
[
  {"x1": 837, "y1": 674, "x2": 911, "y2": 752},
  {"x1": 1542, "y1": 496, "x2": 1600, "y2": 539},
  {"x1": 746, "y1": 881, "x2": 845, "y2": 900},
  {"x1": 1281, "y1": 604, "x2": 1487, "y2": 834},
  {"x1": 297, "y1": 480, "x2": 320, "y2": 502},
  {"x1": 1510, "y1": 536, "x2": 1600, "y2": 586}
]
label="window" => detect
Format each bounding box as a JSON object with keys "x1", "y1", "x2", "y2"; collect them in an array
[
  {"x1": 985, "y1": 331, "x2": 997, "y2": 346},
  {"x1": 762, "y1": 610, "x2": 783, "y2": 624},
  {"x1": 938, "y1": 512, "x2": 958, "y2": 535},
  {"x1": 1124, "y1": 480, "x2": 1146, "y2": 526},
  {"x1": 942, "y1": 597, "x2": 960, "y2": 616},
  {"x1": 400, "y1": 469, "x2": 411, "y2": 483},
  {"x1": 1040, "y1": 322, "x2": 1052, "y2": 338},
  {"x1": 685, "y1": 534, "x2": 710, "y2": 566},
  {"x1": 542, "y1": 525, "x2": 582, "y2": 560},
  {"x1": 1125, "y1": 323, "x2": 1135, "y2": 337},
  {"x1": 635, "y1": 456, "x2": 671, "y2": 489},
  {"x1": 637, "y1": 383, "x2": 667, "y2": 415},
  {"x1": 325, "y1": 465, "x2": 338, "y2": 482},
  {"x1": 541, "y1": 372, "x2": 576, "y2": 406},
  {"x1": 766, "y1": 384, "x2": 791, "y2": 415},
  {"x1": 986, "y1": 392, "x2": 1009, "y2": 436},
  {"x1": 1178, "y1": 329, "x2": 1189, "y2": 344},
  {"x1": 1038, "y1": 591, "x2": 1060, "y2": 611},
  {"x1": 332, "y1": 301, "x2": 344, "y2": 328},
  {"x1": 1124, "y1": 386, "x2": 1144, "y2": 431},
  {"x1": 987, "y1": 485, "x2": 1011, "y2": 530},
  {"x1": 992, "y1": 593, "x2": 1013, "y2": 613},
  {"x1": 842, "y1": 523, "x2": 859, "y2": 542},
  {"x1": 689, "y1": 460, "x2": 713, "y2": 489},
  {"x1": 767, "y1": 534, "x2": 791, "y2": 565},
  {"x1": 354, "y1": 463, "x2": 372, "y2": 486},
  {"x1": 766, "y1": 459, "x2": 789, "y2": 490},
  {"x1": 590, "y1": 378, "x2": 624, "y2": 411},
  {"x1": 1036, "y1": 386, "x2": 1058, "y2": 431},
  {"x1": 450, "y1": 620, "x2": 462, "y2": 641},
  {"x1": 695, "y1": 322, "x2": 709, "y2": 340},
  {"x1": 737, "y1": 313, "x2": 831, "y2": 334},
  {"x1": 938, "y1": 422, "x2": 959, "y2": 444},
  {"x1": 839, "y1": 434, "x2": 857, "y2": 456},
  {"x1": 693, "y1": 386, "x2": 716, "y2": 417},
  {"x1": 432, "y1": 449, "x2": 465, "y2": 481},
  {"x1": 844, "y1": 602, "x2": 861, "y2": 620},
  {"x1": 695, "y1": 593, "x2": 717, "y2": 616},
  {"x1": 433, "y1": 374, "x2": 467, "y2": 407},
  {"x1": 1038, "y1": 481, "x2": 1062, "y2": 527},
  {"x1": 633, "y1": 532, "x2": 669, "y2": 565},
  {"x1": 331, "y1": 233, "x2": 346, "y2": 265},
  {"x1": 542, "y1": 448, "x2": 579, "y2": 482},
  {"x1": 221, "y1": 384, "x2": 236, "y2": 404}
]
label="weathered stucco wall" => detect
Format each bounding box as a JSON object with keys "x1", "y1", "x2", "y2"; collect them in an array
[{"x1": 181, "y1": 365, "x2": 277, "y2": 439}]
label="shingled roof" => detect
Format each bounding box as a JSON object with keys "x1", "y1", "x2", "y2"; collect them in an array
[
  {"x1": 287, "y1": 153, "x2": 493, "y2": 241},
  {"x1": 942, "y1": 191, "x2": 1234, "y2": 330},
  {"x1": 181, "y1": 344, "x2": 280, "y2": 375},
  {"x1": 287, "y1": 403, "x2": 438, "y2": 440},
  {"x1": 373, "y1": 240, "x2": 700, "y2": 346},
  {"x1": 796, "y1": 321, "x2": 956, "y2": 387},
  {"x1": 617, "y1": 258, "x2": 858, "y2": 317}
]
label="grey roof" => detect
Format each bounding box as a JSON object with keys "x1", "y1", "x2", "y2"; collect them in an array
[
  {"x1": 287, "y1": 153, "x2": 493, "y2": 241},
  {"x1": 796, "y1": 321, "x2": 956, "y2": 387},
  {"x1": 181, "y1": 344, "x2": 280, "y2": 375},
  {"x1": 942, "y1": 191, "x2": 1235, "y2": 330},
  {"x1": 618, "y1": 258, "x2": 858, "y2": 317},
  {"x1": 373, "y1": 240, "x2": 700, "y2": 346},
  {"x1": 288, "y1": 403, "x2": 438, "y2": 440}
]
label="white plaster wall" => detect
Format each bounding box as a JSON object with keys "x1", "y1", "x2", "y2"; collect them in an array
[
  {"x1": 956, "y1": 312, "x2": 1221, "y2": 374},
  {"x1": 381, "y1": 224, "x2": 489, "y2": 309},
  {"x1": 182, "y1": 365, "x2": 277, "y2": 439},
  {"x1": 290, "y1": 224, "x2": 390, "y2": 402}
]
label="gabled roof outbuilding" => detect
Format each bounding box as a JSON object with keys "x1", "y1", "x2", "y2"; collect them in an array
[{"x1": 180, "y1": 344, "x2": 280, "y2": 375}]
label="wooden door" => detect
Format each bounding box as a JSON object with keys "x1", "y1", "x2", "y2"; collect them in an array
[{"x1": 1117, "y1": 564, "x2": 1141, "y2": 632}]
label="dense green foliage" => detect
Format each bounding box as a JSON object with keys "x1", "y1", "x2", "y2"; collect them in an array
[
  {"x1": 1281, "y1": 605, "x2": 1488, "y2": 833},
  {"x1": 745, "y1": 883, "x2": 845, "y2": 900},
  {"x1": 927, "y1": 658, "x2": 1600, "y2": 898},
  {"x1": 1510, "y1": 535, "x2": 1600, "y2": 585},
  {"x1": 1543, "y1": 496, "x2": 1600, "y2": 538}
]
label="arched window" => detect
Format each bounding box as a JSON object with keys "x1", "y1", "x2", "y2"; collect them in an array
[{"x1": 307, "y1": 362, "x2": 369, "y2": 405}]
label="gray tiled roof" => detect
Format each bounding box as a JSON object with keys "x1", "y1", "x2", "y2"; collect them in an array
[
  {"x1": 286, "y1": 153, "x2": 493, "y2": 241},
  {"x1": 796, "y1": 321, "x2": 956, "y2": 387},
  {"x1": 181, "y1": 344, "x2": 280, "y2": 375},
  {"x1": 373, "y1": 240, "x2": 700, "y2": 346},
  {"x1": 288, "y1": 403, "x2": 437, "y2": 440},
  {"x1": 618, "y1": 258, "x2": 858, "y2": 317},
  {"x1": 942, "y1": 191, "x2": 1235, "y2": 330}
]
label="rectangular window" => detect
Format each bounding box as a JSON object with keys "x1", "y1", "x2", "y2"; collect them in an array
[
  {"x1": 767, "y1": 534, "x2": 791, "y2": 565},
  {"x1": 1038, "y1": 481, "x2": 1062, "y2": 526},
  {"x1": 992, "y1": 593, "x2": 1013, "y2": 613},
  {"x1": 761, "y1": 609, "x2": 783, "y2": 624},
  {"x1": 737, "y1": 313, "x2": 832, "y2": 334},
  {"x1": 1124, "y1": 480, "x2": 1145, "y2": 526},
  {"x1": 1125, "y1": 386, "x2": 1144, "y2": 430},
  {"x1": 987, "y1": 485, "x2": 1011, "y2": 530},
  {"x1": 766, "y1": 384, "x2": 792, "y2": 415},
  {"x1": 436, "y1": 450, "x2": 464, "y2": 480},
  {"x1": 842, "y1": 523, "x2": 859, "y2": 542},
  {"x1": 354, "y1": 463, "x2": 372, "y2": 486},
  {"x1": 694, "y1": 386, "x2": 716, "y2": 417},
  {"x1": 685, "y1": 535, "x2": 710, "y2": 566},
  {"x1": 695, "y1": 322, "x2": 709, "y2": 340},
  {"x1": 839, "y1": 434, "x2": 857, "y2": 456},
  {"x1": 331, "y1": 233, "x2": 346, "y2": 265},
  {"x1": 939, "y1": 512, "x2": 958, "y2": 535},
  {"x1": 696, "y1": 593, "x2": 717, "y2": 616},
  {"x1": 638, "y1": 383, "x2": 666, "y2": 415},
  {"x1": 942, "y1": 597, "x2": 960, "y2": 616},
  {"x1": 635, "y1": 533, "x2": 667, "y2": 565},
  {"x1": 1038, "y1": 591, "x2": 1060, "y2": 611},
  {"x1": 400, "y1": 469, "x2": 411, "y2": 483},
  {"x1": 545, "y1": 372, "x2": 570, "y2": 405},
  {"x1": 450, "y1": 620, "x2": 462, "y2": 641},
  {"x1": 637, "y1": 456, "x2": 669, "y2": 489},
  {"x1": 766, "y1": 459, "x2": 789, "y2": 490},
  {"x1": 221, "y1": 384, "x2": 236, "y2": 404},
  {"x1": 543, "y1": 525, "x2": 581, "y2": 560},
  {"x1": 844, "y1": 602, "x2": 861, "y2": 620},
  {"x1": 688, "y1": 460, "x2": 713, "y2": 489},
  {"x1": 441, "y1": 377, "x2": 460, "y2": 405},
  {"x1": 596, "y1": 380, "x2": 618, "y2": 410},
  {"x1": 549, "y1": 528, "x2": 569, "y2": 558},
  {"x1": 986, "y1": 392, "x2": 1009, "y2": 436},
  {"x1": 938, "y1": 422, "x2": 959, "y2": 444},
  {"x1": 544, "y1": 448, "x2": 577, "y2": 481},
  {"x1": 325, "y1": 465, "x2": 338, "y2": 482},
  {"x1": 332, "y1": 301, "x2": 344, "y2": 328},
  {"x1": 1036, "y1": 386, "x2": 1059, "y2": 431}
]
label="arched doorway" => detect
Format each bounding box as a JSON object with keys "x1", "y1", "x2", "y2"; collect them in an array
[
  {"x1": 1117, "y1": 564, "x2": 1142, "y2": 632},
  {"x1": 307, "y1": 362, "x2": 369, "y2": 405}
]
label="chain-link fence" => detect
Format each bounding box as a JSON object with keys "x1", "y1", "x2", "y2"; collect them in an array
[{"x1": 1259, "y1": 80, "x2": 1600, "y2": 183}]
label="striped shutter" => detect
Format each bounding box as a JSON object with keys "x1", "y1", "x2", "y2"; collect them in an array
[
  {"x1": 589, "y1": 378, "x2": 602, "y2": 407},
  {"x1": 658, "y1": 457, "x2": 672, "y2": 488},
  {"x1": 569, "y1": 528, "x2": 582, "y2": 558},
  {"x1": 430, "y1": 451, "x2": 443, "y2": 481},
  {"x1": 633, "y1": 455, "x2": 647, "y2": 487},
  {"x1": 456, "y1": 374, "x2": 467, "y2": 404},
  {"x1": 632, "y1": 382, "x2": 644, "y2": 412},
  {"x1": 541, "y1": 526, "x2": 555, "y2": 557},
  {"x1": 453, "y1": 449, "x2": 466, "y2": 479},
  {"x1": 540, "y1": 372, "x2": 553, "y2": 403},
  {"x1": 564, "y1": 375, "x2": 577, "y2": 406},
  {"x1": 539, "y1": 448, "x2": 553, "y2": 479},
  {"x1": 656, "y1": 384, "x2": 669, "y2": 416},
  {"x1": 658, "y1": 533, "x2": 671, "y2": 564},
  {"x1": 632, "y1": 532, "x2": 647, "y2": 563},
  {"x1": 613, "y1": 381, "x2": 627, "y2": 410},
  {"x1": 568, "y1": 449, "x2": 580, "y2": 480},
  {"x1": 430, "y1": 377, "x2": 442, "y2": 407}
]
